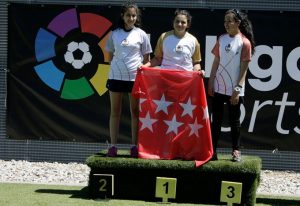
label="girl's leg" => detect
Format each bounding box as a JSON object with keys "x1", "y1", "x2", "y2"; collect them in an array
[
  {"x1": 109, "y1": 91, "x2": 123, "y2": 145},
  {"x1": 228, "y1": 100, "x2": 242, "y2": 151},
  {"x1": 128, "y1": 93, "x2": 139, "y2": 145},
  {"x1": 211, "y1": 93, "x2": 225, "y2": 154}
]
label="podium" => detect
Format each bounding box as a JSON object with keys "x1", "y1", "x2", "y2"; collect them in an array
[{"x1": 86, "y1": 152, "x2": 261, "y2": 205}]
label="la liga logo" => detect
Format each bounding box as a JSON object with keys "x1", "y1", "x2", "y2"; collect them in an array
[{"x1": 34, "y1": 8, "x2": 111, "y2": 100}]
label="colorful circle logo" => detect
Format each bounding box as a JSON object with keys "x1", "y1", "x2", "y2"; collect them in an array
[{"x1": 34, "y1": 8, "x2": 112, "y2": 100}]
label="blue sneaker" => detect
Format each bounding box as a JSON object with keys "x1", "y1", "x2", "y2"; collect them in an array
[
  {"x1": 107, "y1": 146, "x2": 118, "y2": 157},
  {"x1": 130, "y1": 145, "x2": 138, "y2": 158}
]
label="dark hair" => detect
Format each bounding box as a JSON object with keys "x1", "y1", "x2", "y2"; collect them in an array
[
  {"x1": 226, "y1": 9, "x2": 256, "y2": 55},
  {"x1": 117, "y1": 2, "x2": 141, "y2": 29},
  {"x1": 174, "y1": 9, "x2": 192, "y2": 31}
]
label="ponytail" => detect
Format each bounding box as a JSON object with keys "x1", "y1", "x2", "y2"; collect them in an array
[{"x1": 226, "y1": 9, "x2": 256, "y2": 55}]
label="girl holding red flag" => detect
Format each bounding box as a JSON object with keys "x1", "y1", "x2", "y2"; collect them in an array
[
  {"x1": 105, "y1": 2, "x2": 152, "y2": 157},
  {"x1": 208, "y1": 9, "x2": 255, "y2": 162},
  {"x1": 144, "y1": 9, "x2": 203, "y2": 74}
]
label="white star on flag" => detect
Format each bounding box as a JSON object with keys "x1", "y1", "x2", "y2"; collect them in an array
[
  {"x1": 139, "y1": 98, "x2": 146, "y2": 111},
  {"x1": 153, "y1": 94, "x2": 173, "y2": 114},
  {"x1": 189, "y1": 117, "x2": 203, "y2": 137},
  {"x1": 164, "y1": 115, "x2": 184, "y2": 135},
  {"x1": 139, "y1": 112, "x2": 158, "y2": 132},
  {"x1": 202, "y1": 106, "x2": 209, "y2": 120},
  {"x1": 180, "y1": 97, "x2": 196, "y2": 117}
]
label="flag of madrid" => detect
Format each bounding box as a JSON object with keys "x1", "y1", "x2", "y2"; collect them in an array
[{"x1": 132, "y1": 67, "x2": 213, "y2": 167}]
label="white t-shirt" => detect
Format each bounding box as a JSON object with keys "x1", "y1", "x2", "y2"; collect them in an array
[
  {"x1": 154, "y1": 30, "x2": 201, "y2": 71},
  {"x1": 211, "y1": 33, "x2": 251, "y2": 96},
  {"x1": 106, "y1": 27, "x2": 152, "y2": 81}
]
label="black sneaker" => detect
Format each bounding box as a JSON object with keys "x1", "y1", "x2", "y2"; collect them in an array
[{"x1": 210, "y1": 153, "x2": 218, "y2": 161}]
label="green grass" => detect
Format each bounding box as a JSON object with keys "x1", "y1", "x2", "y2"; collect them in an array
[
  {"x1": 0, "y1": 183, "x2": 206, "y2": 206},
  {"x1": 1, "y1": 183, "x2": 300, "y2": 206}
]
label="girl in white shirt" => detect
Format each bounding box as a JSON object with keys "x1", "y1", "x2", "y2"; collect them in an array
[
  {"x1": 144, "y1": 9, "x2": 203, "y2": 74},
  {"x1": 208, "y1": 9, "x2": 255, "y2": 162},
  {"x1": 106, "y1": 2, "x2": 152, "y2": 157}
]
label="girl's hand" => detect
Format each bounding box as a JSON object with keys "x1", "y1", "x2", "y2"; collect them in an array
[
  {"x1": 208, "y1": 81, "x2": 214, "y2": 97},
  {"x1": 198, "y1": 70, "x2": 205, "y2": 77},
  {"x1": 230, "y1": 92, "x2": 240, "y2": 105},
  {"x1": 194, "y1": 69, "x2": 205, "y2": 77}
]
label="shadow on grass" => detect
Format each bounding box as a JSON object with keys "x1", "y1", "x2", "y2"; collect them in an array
[
  {"x1": 35, "y1": 186, "x2": 90, "y2": 199},
  {"x1": 256, "y1": 197, "x2": 300, "y2": 206},
  {"x1": 35, "y1": 187, "x2": 300, "y2": 205}
]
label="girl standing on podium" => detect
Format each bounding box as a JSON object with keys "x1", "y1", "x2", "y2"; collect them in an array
[
  {"x1": 144, "y1": 9, "x2": 203, "y2": 75},
  {"x1": 208, "y1": 9, "x2": 255, "y2": 162},
  {"x1": 105, "y1": 2, "x2": 152, "y2": 157}
]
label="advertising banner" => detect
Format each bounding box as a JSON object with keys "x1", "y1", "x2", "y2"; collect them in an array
[{"x1": 7, "y1": 3, "x2": 300, "y2": 151}]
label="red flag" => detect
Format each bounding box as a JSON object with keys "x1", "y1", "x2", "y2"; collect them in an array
[{"x1": 132, "y1": 67, "x2": 213, "y2": 167}]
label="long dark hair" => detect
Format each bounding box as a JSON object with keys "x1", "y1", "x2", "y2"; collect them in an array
[
  {"x1": 117, "y1": 2, "x2": 141, "y2": 29},
  {"x1": 226, "y1": 9, "x2": 255, "y2": 55}
]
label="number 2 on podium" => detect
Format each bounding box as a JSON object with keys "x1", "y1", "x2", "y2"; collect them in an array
[{"x1": 99, "y1": 179, "x2": 107, "y2": 192}]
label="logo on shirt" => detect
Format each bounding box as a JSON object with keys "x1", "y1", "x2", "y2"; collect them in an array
[
  {"x1": 121, "y1": 38, "x2": 129, "y2": 46},
  {"x1": 175, "y1": 45, "x2": 184, "y2": 53},
  {"x1": 225, "y1": 44, "x2": 232, "y2": 52}
]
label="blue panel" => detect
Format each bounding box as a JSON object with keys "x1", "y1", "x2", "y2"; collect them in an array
[
  {"x1": 35, "y1": 28, "x2": 57, "y2": 62},
  {"x1": 34, "y1": 60, "x2": 65, "y2": 91}
]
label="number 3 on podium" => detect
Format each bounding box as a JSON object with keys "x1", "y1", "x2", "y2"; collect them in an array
[{"x1": 220, "y1": 181, "x2": 242, "y2": 206}]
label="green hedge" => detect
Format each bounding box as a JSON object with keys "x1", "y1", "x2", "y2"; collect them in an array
[{"x1": 86, "y1": 151, "x2": 261, "y2": 205}]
